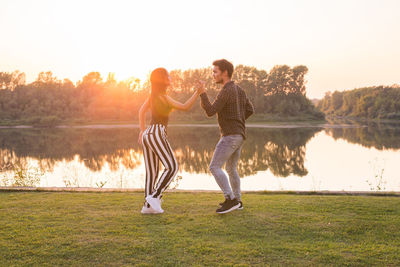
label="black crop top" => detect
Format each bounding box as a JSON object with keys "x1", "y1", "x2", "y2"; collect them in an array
[{"x1": 150, "y1": 95, "x2": 172, "y2": 127}]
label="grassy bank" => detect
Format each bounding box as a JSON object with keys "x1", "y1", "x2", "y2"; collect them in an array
[
  {"x1": 1, "y1": 192, "x2": 400, "y2": 266},
  {"x1": 4, "y1": 116, "x2": 400, "y2": 128},
  {"x1": 0, "y1": 113, "x2": 327, "y2": 127}
]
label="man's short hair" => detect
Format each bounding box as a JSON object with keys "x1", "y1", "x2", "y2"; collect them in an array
[{"x1": 213, "y1": 59, "x2": 234, "y2": 78}]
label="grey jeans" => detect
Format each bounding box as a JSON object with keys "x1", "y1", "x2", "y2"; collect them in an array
[{"x1": 209, "y1": 134, "x2": 244, "y2": 201}]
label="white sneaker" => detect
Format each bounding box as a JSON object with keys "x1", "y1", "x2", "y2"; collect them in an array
[
  {"x1": 145, "y1": 195, "x2": 163, "y2": 213},
  {"x1": 141, "y1": 203, "x2": 163, "y2": 214}
]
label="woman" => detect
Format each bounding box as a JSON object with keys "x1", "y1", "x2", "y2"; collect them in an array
[{"x1": 138, "y1": 68, "x2": 202, "y2": 214}]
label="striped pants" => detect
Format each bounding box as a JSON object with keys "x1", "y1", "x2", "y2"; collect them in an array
[{"x1": 141, "y1": 124, "x2": 178, "y2": 200}]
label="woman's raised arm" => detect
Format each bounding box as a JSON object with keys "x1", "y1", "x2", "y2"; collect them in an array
[{"x1": 164, "y1": 87, "x2": 203, "y2": 111}]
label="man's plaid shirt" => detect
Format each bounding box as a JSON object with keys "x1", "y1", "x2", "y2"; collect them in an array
[{"x1": 200, "y1": 81, "x2": 254, "y2": 139}]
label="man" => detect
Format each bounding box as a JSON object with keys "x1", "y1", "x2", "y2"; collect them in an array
[{"x1": 197, "y1": 59, "x2": 254, "y2": 214}]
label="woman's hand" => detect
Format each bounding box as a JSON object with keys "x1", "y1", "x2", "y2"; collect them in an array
[
  {"x1": 196, "y1": 80, "x2": 206, "y2": 95},
  {"x1": 138, "y1": 130, "x2": 144, "y2": 145},
  {"x1": 165, "y1": 81, "x2": 204, "y2": 111}
]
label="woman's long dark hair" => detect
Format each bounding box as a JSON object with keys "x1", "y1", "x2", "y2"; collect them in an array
[{"x1": 150, "y1": 68, "x2": 169, "y2": 102}]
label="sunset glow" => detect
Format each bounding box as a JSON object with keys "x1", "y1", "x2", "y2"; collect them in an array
[{"x1": 1, "y1": 0, "x2": 399, "y2": 98}]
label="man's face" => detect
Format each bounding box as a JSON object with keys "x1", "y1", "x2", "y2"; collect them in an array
[{"x1": 213, "y1": 66, "x2": 224, "y2": 84}]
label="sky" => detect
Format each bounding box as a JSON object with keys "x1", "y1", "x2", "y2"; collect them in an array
[{"x1": 0, "y1": 0, "x2": 399, "y2": 98}]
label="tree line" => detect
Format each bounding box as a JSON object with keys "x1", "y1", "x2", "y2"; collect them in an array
[
  {"x1": 0, "y1": 65, "x2": 324, "y2": 126},
  {"x1": 317, "y1": 85, "x2": 400, "y2": 120}
]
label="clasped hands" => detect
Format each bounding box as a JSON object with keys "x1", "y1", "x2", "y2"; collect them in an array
[{"x1": 196, "y1": 80, "x2": 206, "y2": 95}]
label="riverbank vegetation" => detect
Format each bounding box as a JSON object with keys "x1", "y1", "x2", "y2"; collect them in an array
[
  {"x1": 317, "y1": 85, "x2": 400, "y2": 121},
  {"x1": 0, "y1": 65, "x2": 324, "y2": 127}
]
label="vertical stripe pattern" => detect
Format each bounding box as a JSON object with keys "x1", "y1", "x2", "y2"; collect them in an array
[{"x1": 142, "y1": 124, "x2": 178, "y2": 199}]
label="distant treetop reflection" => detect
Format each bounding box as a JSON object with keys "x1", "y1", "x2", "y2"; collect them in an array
[
  {"x1": 325, "y1": 124, "x2": 400, "y2": 150},
  {"x1": 169, "y1": 127, "x2": 321, "y2": 177},
  {"x1": 0, "y1": 126, "x2": 326, "y2": 178}
]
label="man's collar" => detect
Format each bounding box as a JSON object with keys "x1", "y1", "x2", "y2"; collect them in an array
[{"x1": 223, "y1": 80, "x2": 234, "y2": 89}]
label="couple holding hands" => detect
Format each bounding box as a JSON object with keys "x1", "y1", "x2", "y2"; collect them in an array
[{"x1": 138, "y1": 59, "x2": 254, "y2": 214}]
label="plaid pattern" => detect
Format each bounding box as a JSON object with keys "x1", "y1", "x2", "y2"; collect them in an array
[{"x1": 200, "y1": 81, "x2": 254, "y2": 139}]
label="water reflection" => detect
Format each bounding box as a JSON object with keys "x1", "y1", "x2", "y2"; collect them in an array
[
  {"x1": 1, "y1": 123, "x2": 399, "y2": 189},
  {"x1": 0, "y1": 126, "x2": 321, "y2": 181},
  {"x1": 325, "y1": 124, "x2": 400, "y2": 150},
  {"x1": 170, "y1": 127, "x2": 320, "y2": 177},
  {"x1": 0, "y1": 129, "x2": 142, "y2": 172}
]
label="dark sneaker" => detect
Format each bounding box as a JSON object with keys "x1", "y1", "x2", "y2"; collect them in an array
[
  {"x1": 220, "y1": 200, "x2": 243, "y2": 210},
  {"x1": 216, "y1": 198, "x2": 240, "y2": 214},
  {"x1": 219, "y1": 198, "x2": 228, "y2": 206}
]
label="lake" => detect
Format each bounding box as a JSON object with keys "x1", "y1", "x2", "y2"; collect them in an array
[{"x1": 1, "y1": 123, "x2": 400, "y2": 192}]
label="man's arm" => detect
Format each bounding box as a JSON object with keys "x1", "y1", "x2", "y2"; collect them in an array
[
  {"x1": 245, "y1": 96, "x2": 254, "y2": 120},
  {"x1": 200, "y1": 89, "x2": 228, "y2": 117}
]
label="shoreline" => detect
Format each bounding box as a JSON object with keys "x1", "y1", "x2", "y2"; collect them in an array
[
  {"x1": 1, "y1": 186, "x2": 400, "y2": 196},
  {"x1": 0, "y1": 122, "x2": 367, "y2": 129}
]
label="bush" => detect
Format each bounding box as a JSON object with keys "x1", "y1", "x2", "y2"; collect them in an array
[
  {"x1": 24, "y1": 116, "x2": 42, "y2": 125},
  {"x1": 33, "y1": 116, "x2": 62, "y2": 127},
  {"x1": 383, "y1": 113, "x2": 400, "y2": 120}
]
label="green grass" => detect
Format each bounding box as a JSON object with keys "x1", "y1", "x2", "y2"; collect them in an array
[{"x1": 1, "y1": 192, "x2": 400, "y2": 266}]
